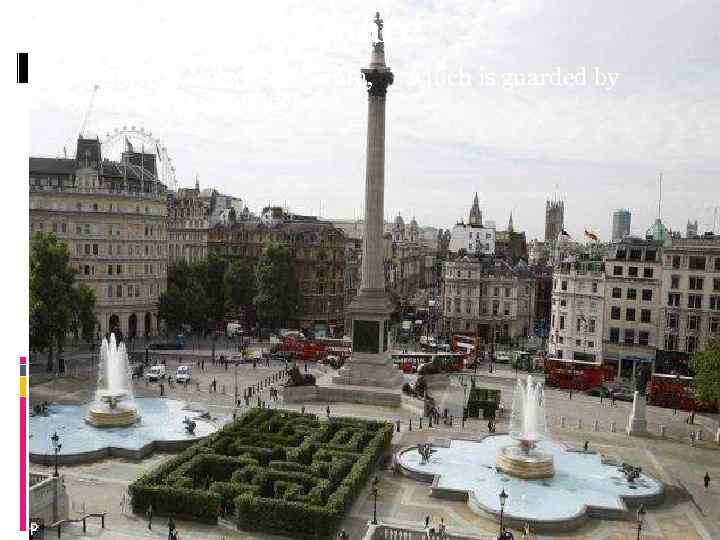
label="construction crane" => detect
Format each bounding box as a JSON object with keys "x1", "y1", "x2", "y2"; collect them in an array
[{"x1": 79, "y1": 84, "x2": 100, "y2": 137}]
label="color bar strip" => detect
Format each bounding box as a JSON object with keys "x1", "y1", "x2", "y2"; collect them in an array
[{"x1": 20, "y1": 356, "x2": 27, "y2": 532}]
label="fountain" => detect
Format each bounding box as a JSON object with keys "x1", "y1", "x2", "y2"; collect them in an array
[
  {"x1": 86, "y1": 334, "x2": 139, "y2": 427},
  {"x1": 496, "y1": 375, "x2": 554, "y2": 479}
]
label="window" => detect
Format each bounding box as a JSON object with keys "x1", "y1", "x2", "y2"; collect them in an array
[
  {"x1": 587, "y1": 341, "x2": 595, "y2": 348},
  {"x1": 687, "y1": 335, "x2": 698, "y2": 353},
  {"x1": 592, "y1": 282, "x2": 598, "y2": 293},
  {"x1": 559, "y1": 316, "x2": 565, "y2": 330},
  {"x1": 716, "y1": 257, "x2": 720, "y2": 271},
  {"x1": 116, "y1": 264, "x2": 121, "y2": 275},
  {"x1": 609, "y1": 328, "x2": 620, "y2": 343},
  {"x1": 628, "y1": 288, "x2": 639, "y2": 300},
  {"x1": 643, "y1": 268, "x2": 654, "y2": 278},
  {"x1": 503, "y1": 303, "x2": 510, "y2": 316},
  {"x1": 641, "y1": 309, "x2": 651, "y2": 323},
  {"x1": 628, "y1": 267, "x2": 638, "y2": 277},
  {"x1": 624, "y1": 329, "x2": 635, "y2": 344},
  {"x1": 626, "y1": 308, "x2": 636, "y2": 321},
  {"x1": 84, "y1": 244, "x2": 90, "y2": 255},
  {"x1": 92, "y1": 244, "x2": 98, "y2": 255},
  {"x1": 645, "y1": 250, "x2": 656, "y2": 262},
  {"x1": 710, "y1": 296, "x2": 720, "y2": 311},
  {"x1": 83, "y1": 265, "x2": 90, "y2": 275},
  {"x1": 711, "y1": 318, "x2": 720, "y2": 334},
  {"x1": 612, "y1": 287, "x2": 622, "y2": 299},
  {"x1": 668, "y1": 293, "x2": 681, "y2": 307},
  {"x1": 689, "y1": 256, "x2": 706, "y2": 271},
  {"x1": 665, "y1": 334, "x2": 678, "y2": 351},
  {"x1": 714, "y1": 278, "x2": 720, "y2": 292},
  {"x1": 689, "y1": 276, "x2": 704, "y2": 290},
  {"x1": 671, "y1": 275, "x2": 680, "y2": 289},
  {"x1": 560, "y1": 299, "x2": 567, "y2": 307},
  {"x1": 107, "y1": 285, "x2": 113, "y2": 298},
  {"x1": 671, "y1": 255, "x2": 681, "y2": 269},
  {"x1": 76, "y1": 224, "x2": 82, "y2": 234},
  {"x1": 588, "y1": 319, "x2": 596, "y2": 333},
  {"x1": 667, "y1": 312, "x2": 679, "y2": 329},
  {"x1": 52, "y1": 223, "x2": 58, "y2": 233},
  {"x1": 504, "y1": 287, "x2": 510, "y2": 297},
  {"x1": 575, "y1": 339, "x2": 582, "y2": 347},
  {"x1": 613, "y1": 266, "x2": 623, "y2": 276},
  {"x1": 688, "y1": 315, "x2": 701, "y2": 331},
  {"x1": 616, "y1": 249, "x2": 627, "y2": 259},
  {"x1": 84, "y1": 224, "x2": 90, "y2": 234},
  {"x1": 107, "y1": 265, "x2": 113, "y2": 275},
  {"x1": 611, "y1": 306, "x2": 621, "y2": 320},
  {"x1": 116, "y1": 285, "x2": 122, "y2": 298},
  {"x1": 639, "y1": 332, "x2": 649, "y2": 346},
  {"x1": 561, "y1": 281, "x2": 567, "y2": 291},
  {"x1": 642, "y1": 289, "x2": 653, "y2": 302},
  {"x1": 688, "y1": 294, "x2": 702, "y2": 309},
  {"x1": 629, "y1": 249, "x2": 642, "y2": 261}
]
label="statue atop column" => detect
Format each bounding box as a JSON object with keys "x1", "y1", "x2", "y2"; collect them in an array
[{"x1": 374, "y1": 12, "x2": 384, "y2": 42}]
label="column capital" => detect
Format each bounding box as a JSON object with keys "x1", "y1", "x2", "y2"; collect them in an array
[{"x1": 362, "y1": 70, "x2": 394, "y2": 96}]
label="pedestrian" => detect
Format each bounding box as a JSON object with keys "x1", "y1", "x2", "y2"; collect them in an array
[
  {"x1": 120, "y1": 490, "x2": 127, "y2": 514},
  {"x1": 201, "y1": 358, "x2": 205, "y2": 371},
  {"x1": 326, "y1": 405, "x2": 331, "y2": 418},
  {"x1": 147, "y1": 504, "x2": 154, "y2": 530},
  {"x1": 160, "y1": 383, "x2": 165, "y2": 397},
  {"x1": 168, "y1": 516, "x2": 176, "y2": 538},
  {"x1": 212, "y1": 378, "x2": 217, "y2": 393},
  {"x1": 704, "y1": 472, "x2": 710, "y2": 490},
  {"x1": 425, "y1": 515, "x2": 430, "y2": 528},
  {"x1": 690, "y1": 410, "x2": 696, "y2": 424},
  {"x1": 690, "y1": 431, "x2": 696, "y2": 447},
  {"x1": 611, "y1": 393, "x2": 616, "y2": 407},
  {"x1": 338, "y1": 529, "x2": 349, "y2": 540},
  {"x1": 438, "y1": 517, "x2": 446, "y2": 540},
  {"x1": 583, "y1": 440, "x2": 589, "y2": 452},
  {"x1": 522, "y1": 522, "x2": 530, "y2": 540}
]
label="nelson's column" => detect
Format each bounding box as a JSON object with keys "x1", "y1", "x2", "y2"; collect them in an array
[{"x1": 333, "y1": 13, "x2": 403, "y2": 397}]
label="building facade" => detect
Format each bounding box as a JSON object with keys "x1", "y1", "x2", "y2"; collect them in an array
[
  {"x1": 657, "y1": 234, "x2": 720, "y2": 372},
  {"x1": 29, "y1": 137, "x2": 168, "y2": 338},
  {"x1": 208, "y1": 209, "x2": 346, "y2": 335},
  {"x1": 449, "y1": 194, "x2": 496, "y2": 255},
  {"x1": 441, "y1": 257, "x2": 536, "y2": 345},
  {"x1": 611, "y1": 209, "x2": 631, "y2": 242},
  {"x1": 549, "y1": 257, "x2": 606, "y2": 362}
]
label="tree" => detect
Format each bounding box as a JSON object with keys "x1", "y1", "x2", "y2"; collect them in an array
[
  {"x1": 30, "y1": 233, "x2": 95, "y2": 372},
  {"x1": 254, "y1": 242, "x2": 299, "y2": 329},
  {"x1": 224, "y1": 260, "x2": 255, "y2": 310},
  {"x1": 690, "y1": 338, "x2": 720, "y2": 402},
  {"x1": 158, "y1": 284, "x2": 188, "y2": 333}
]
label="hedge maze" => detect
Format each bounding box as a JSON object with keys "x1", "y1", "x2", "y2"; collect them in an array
[{"x1": 129, "y1": 409, "x2": 394, "y2": 538}]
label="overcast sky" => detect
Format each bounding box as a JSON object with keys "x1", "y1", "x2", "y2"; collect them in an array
[{"x1": 28, "y1": 0, "x2": 720, "y2": 240}]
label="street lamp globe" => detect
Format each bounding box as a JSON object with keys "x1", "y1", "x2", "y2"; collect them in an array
[{"x1": 499, "y1": 488, "x2": 508, "y2": 509}]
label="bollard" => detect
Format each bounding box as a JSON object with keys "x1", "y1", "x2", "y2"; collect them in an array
[
  {"x1": 610, "y1": 421, "x2": 616, "y2": 433},
  {"x1": 396, "y1": 420, "x2": 400, "y2": 433},
  {"x1": 659, "y1": 425, "x2": 666, "y2": 437},
  {"x1": 409, "y1": 419, "x2": 412, "y2": 432},
  {"x1": 560, "y1": 416, "x2": 566, "y2": 428},
  {"x1": 577, "y1": 418, "x2": 582, "y2": 430},
  {"x1": 450, "y1": 415, "x2": 453, "y2": 427},
  {"x1": 83, "y1": 518, "x2": 86, "y2": 532},
  {"x1": 697, "y1": 428, "x2": 703, "y2": 441},
  {"x1": 429, "y1": 416, "x2": 433, "y2": 428},
  {"x1": 419, "y1": 418, "x2": 423, "y2": 429},
  {"x1": 594, "y1": 420, "x2": 599, "y2": 432},
  {"x1": 101, "y1": 514, "x2": 105, "y2": 528},
  {"x1": 57, "y1": 524, "x2": 61, "y2": 538}
]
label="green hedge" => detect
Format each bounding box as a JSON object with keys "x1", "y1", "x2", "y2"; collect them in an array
[{"x1": 129, "y1": 410, "x2": 393, "y2": 536}]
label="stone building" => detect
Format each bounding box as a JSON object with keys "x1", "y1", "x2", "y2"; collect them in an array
[
  {"x1": 548, "y1": 256, "x2": 606, "y2": 362},
  {"x1": 167, "y1": 180, "x2": 244, "y2": 263},
  {"x1": 208, "y1": 208, "x2": 346, "y2": 335},
  {"x1": 494, "y1": 212, "x2": 528, "y2": 264},
  {"x1": 602, "y1": 239, "x2": 664, "y2": 379},
  {"x1": 448, "y1": 194, "x2": 495, "y2": 256},
  {"x1": 441, "y1": 257, "x2": 536, "y2": 345},
  {"x1": 657, "y1": 233, "x2": 720, "y2": 372},
  {"x1": 29, "y1": 137, "x2": 167, "y2": 337}
]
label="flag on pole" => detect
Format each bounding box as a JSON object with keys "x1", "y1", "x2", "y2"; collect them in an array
[
  {"x1": 125, "y1": 136, "x2": 133, "y2": 153},
  {"x1": 156, "y1": 144, "x2": 162, "y2": 161},
  {"x1": 559, "y1": 229, "x2": 572, "y2": 240},
  {"x1": 584, "y1": 229, "x2": 599, "y2": 241}
]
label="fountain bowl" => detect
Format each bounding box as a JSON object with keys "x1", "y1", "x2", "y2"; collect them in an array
[
  {"x1": 86, "y1": 391, "x2": 139, "y2": 427},
  {"x1": 496, "y1": 442, "x2": 554, "y2": 479}
]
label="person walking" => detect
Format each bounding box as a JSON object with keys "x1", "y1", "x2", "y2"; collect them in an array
[
  {"x1": 690, "y1": 431, "x2": 696, "y2": 447},
  {"x1": 704, "y1": 472, "x2": 710, "y2": 490},
  {"x1": 119, "y1": 490, "x2": 127, "y2": 514},
  {"x1": 438, "y1": 517, "x2": 446, "y2": 540},
  {"x1": 326, "y1": 405, "x2": 331, "y2": 418},
  {"x1": 425, "y1": 515, "x2": 430, "y2": 528},
  {"x1": 146, "y1": 504, "x2": 154, "y2": 530},
  {"x1": 168, "y1": 516, "x2": 176, "y2": 539},
  {"x1": 338, "y1": 529, "x2": 349, "y2": 540}
]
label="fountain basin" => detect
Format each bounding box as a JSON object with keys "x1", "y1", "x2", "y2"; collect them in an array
[
  {"x1": 86, "y1": 391, "x2": 139, "y2": 427},
  {"x1": 496, "y1": 444, "x2": 554, "y2": 479}
]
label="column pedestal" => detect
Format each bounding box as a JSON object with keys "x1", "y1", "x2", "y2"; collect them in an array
[{"x1": 627, "y1": 391, "x2": 650, "y2": 437}]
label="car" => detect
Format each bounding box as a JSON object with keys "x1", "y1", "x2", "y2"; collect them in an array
[
  {"x1": 145, "y1": 364, "x2": 166, "y2": 382},
  {"x1": 611, "y1": 389, "x2": 634, "y2": 402},
  {"x1": 230, "y1": 354, "x2": 246, "y2": 365},
  {"x1": 587, "y1": 386, "x2": 611, "y2": 398},
  {"x1": 494, "y1": 352, "x2": 511, "y2": 364},
  {"x1": 176, "y1": 365, "x2": 191, "y2": 383}
]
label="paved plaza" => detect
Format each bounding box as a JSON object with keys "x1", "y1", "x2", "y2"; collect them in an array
[{"x1": 30, "y1": 357, "x2": 720, "y2": 540}]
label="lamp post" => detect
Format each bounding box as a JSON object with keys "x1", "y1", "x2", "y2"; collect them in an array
[
  {"x1": 371, "y1": 476, "x2": 379, "y2": 525},
  {"x1": 636, "y1": 505, "x2": 646, "y2": 540},
  {"x1": 498, "y1": 488, "x2": 508, "y2": 539},
  {"x1": 50, "y1": 431, "x2": 62, "y2": 478}
]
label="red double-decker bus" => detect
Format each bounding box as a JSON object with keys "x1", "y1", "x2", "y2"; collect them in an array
[
  {"x1": 451, "y1": 334, "x2": 477, "y2": 356},
  {"x1": 391, "y1": 351, "x2": 465, "y2": 374},
  {"x1": 648, "y1": 373, "x2": 718, "y2": 413},
  {"x1": 544, "y1": 358, "x2": 617, "y2": 390}
]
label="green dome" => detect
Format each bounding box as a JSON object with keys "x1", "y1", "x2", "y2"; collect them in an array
[{"x1": 646, "y1": 219, "x2": 669, "y2": 242}]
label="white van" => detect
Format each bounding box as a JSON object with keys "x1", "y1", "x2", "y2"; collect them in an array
[
  {"x1": 145, "y1": 364, "x2": 166, "y2": 382},
  {"x1": 176, "y1": 365, "x2": 191, "y2": 383}
]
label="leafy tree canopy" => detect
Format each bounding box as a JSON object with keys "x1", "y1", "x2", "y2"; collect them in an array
[{"x1": 690, "y1": 338, "x2": 720, "y2": 402}]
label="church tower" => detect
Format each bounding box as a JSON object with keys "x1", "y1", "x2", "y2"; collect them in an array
[
  {"x1": 468, "y1": 193, "x2": 482, "y2": 226},
  {"x1": 508, "y1": 211, "x2": 514, "y2": 233}
]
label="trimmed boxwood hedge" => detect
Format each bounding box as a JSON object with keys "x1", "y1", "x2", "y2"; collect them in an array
[{"x1": 129, "y1": 409, "x2": 394, "y2": 539}]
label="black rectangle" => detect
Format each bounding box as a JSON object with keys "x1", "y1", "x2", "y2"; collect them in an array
[
  {"x1": 352, "y1": 320, "x2": 379, "y2": 354},
  {"x1": 17, "y1": 52, "x2": 28, "y2": 83}
]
